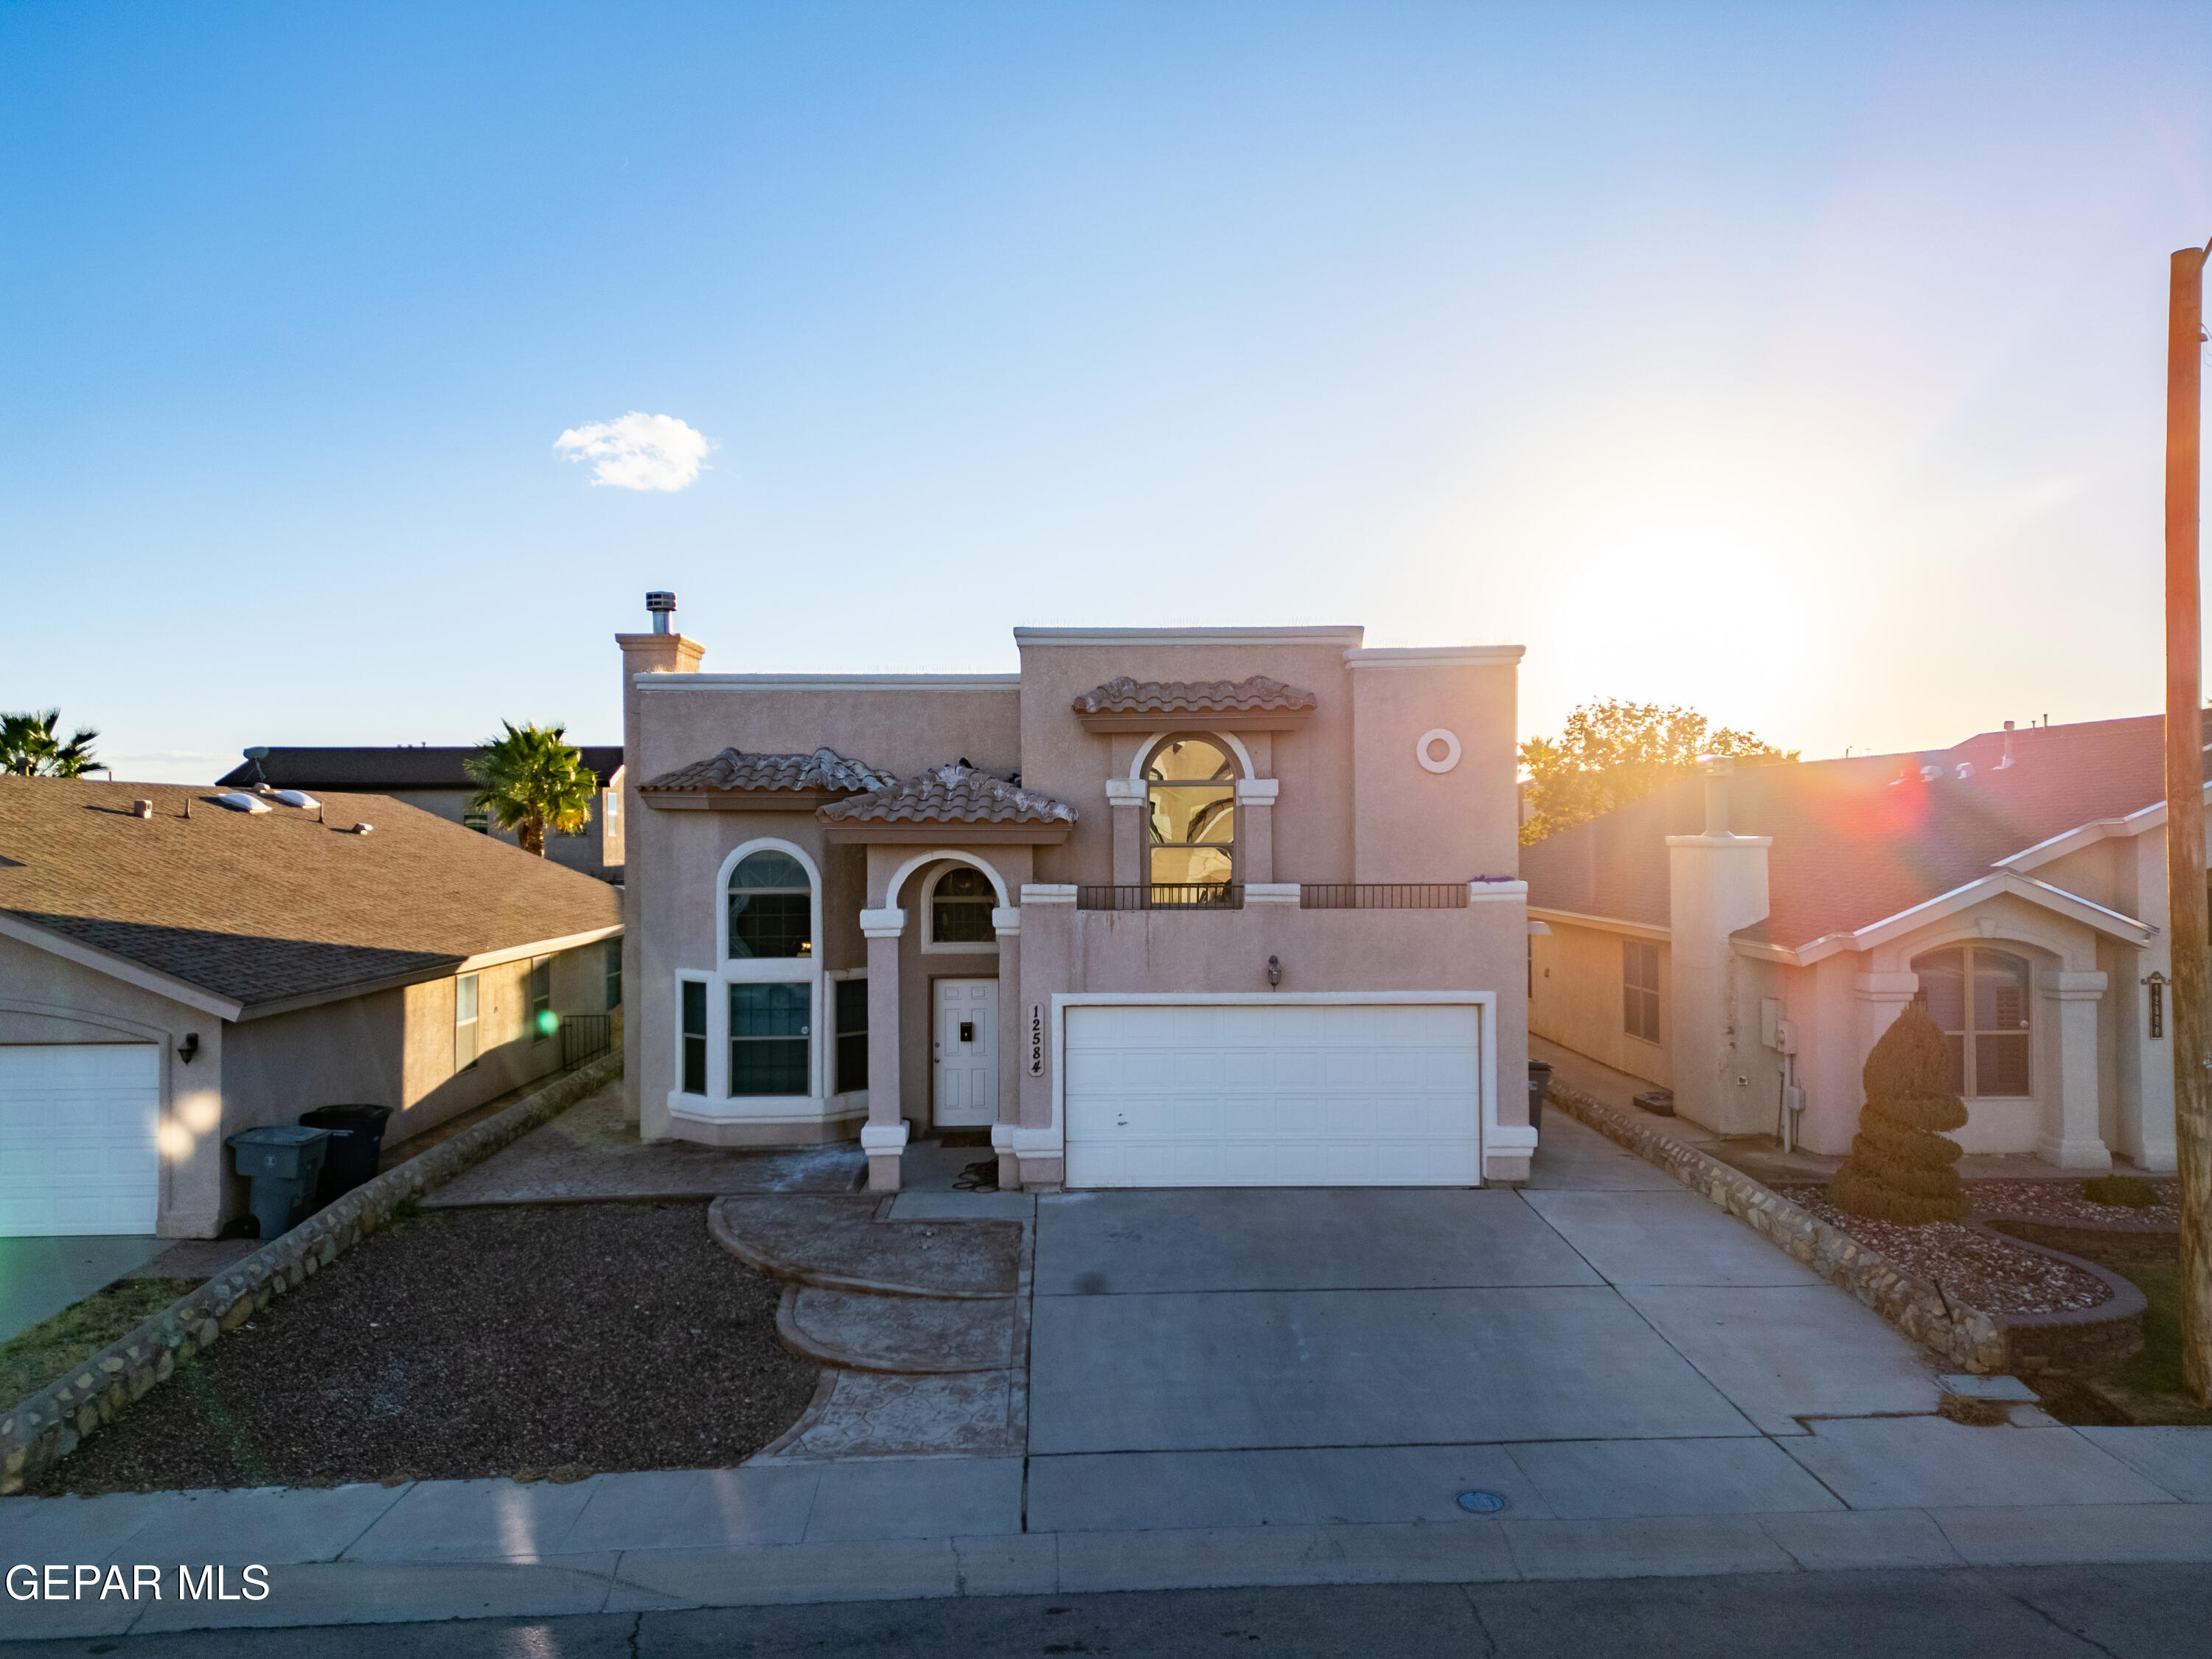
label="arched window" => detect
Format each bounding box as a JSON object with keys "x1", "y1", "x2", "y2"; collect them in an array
[
  {"x1": 1144, "y1": 736, "x2": 1236, "y2": 894},
  {"x1": 1913, "y1": 945, "x2": 2030, "y2": 1097},
  {"x1": 931, "y1": 865, "x2": 997, "y2": 943},
  {"x1": 727, "y1": 850, "x2": 813, "y2": 959}
]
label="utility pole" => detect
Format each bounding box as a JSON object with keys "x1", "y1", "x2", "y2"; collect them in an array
[{"x1": 2166, "y1": 240, "x2": 2211, "y2": 1406}]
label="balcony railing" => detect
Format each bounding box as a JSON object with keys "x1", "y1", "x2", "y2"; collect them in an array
[
  {"x1": 1072, "y1": 883, "x2": 1478, "y2": 912},
  {"x1": 1078, "y1": 883, "x2": 1245, "y2": 911},
  {"x1": 559, "y1": 1012, "x2": 613, "y2": 1069},
  {"x1": 1299, "y1": 883, "x2": 1470, "y2": 910}
]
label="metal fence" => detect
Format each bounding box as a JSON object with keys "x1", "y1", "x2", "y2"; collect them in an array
[
  {"x1": 1077, "y1": 883, "x2": 1246, "y2": 911},
  {"x1": 560, "y1": 1012, "x2": 613, "y2": 1069},
  {"x1": 1298, "y1": 883, "x2": 1470, "y2": 910}
]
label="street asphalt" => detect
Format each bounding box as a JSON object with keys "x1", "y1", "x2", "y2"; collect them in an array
[{"x1": 6, "y1": 1564, "x2": 2206, "y2": 1658}]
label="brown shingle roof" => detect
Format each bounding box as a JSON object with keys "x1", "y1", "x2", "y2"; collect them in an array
[
  {"x1": 818, "y1": 764, "x2": 1077, "y2": 826},
  {"x1": 216, "y1": 745, "x2": 624, "y2": 790},
  {"x1": 1072, "y1": 675, "x2": 1317, "y2": 716},
  {"x1": 1522, "y1": 714, "x2": 2205, "y2": 952},
  {"x1": 0, "y1": 779, "x2": 620, "y2": 1013},
  {"x1": 638, "y1": 747, "x2": 893, "y2": 796}
]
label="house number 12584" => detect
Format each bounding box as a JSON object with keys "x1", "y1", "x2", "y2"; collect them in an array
[{"x1": 1027, "y1": 1002, "x2": 1046, "y2": 1077}]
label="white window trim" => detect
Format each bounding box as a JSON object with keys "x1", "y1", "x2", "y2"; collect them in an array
[
  {"x1": 681, "y1": 838, "x2": 828, "y2": 1117},
  {"x1": 1126, "y1": 729, "x2": 1256, "y2": 782},
  {"x1": 920, "y1": 860, "x2": 1001, "y2": 956},
  {"x1": 454, "y1": 972, "x2": 481, "y2": 1073}
]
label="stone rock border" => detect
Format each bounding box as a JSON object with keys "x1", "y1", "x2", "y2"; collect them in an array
[
  {"x1": 0, "y1": 1051, "x2": 621, "y2": 1495},
  {"x1": 1548, "y1": 1081, "x2": 2006, "y2": 1371}
]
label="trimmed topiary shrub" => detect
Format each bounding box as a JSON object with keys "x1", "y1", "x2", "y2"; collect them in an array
[
  {"x1": 2082, "y1": 1173, "x2": 2158, "y2": 1209},
  {"x1": 1829, "y1": 1001, "x2": 1969, "y2": 1225}
]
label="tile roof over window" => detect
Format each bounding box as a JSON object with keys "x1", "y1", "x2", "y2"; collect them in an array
[
  {"x1": 217, "y1": 745, "x2": 625, "y2": 791},
  {"x1": 1072, "y1": 675, "x2": 1318, "y2": 717},
  {"x1": 639, "y1": 746, "x2": 894, "y2": 797},
  {"x1": 1520, "y1": 714, "x2": 2207, "y2": 953},
  {"x1": 0, "y1": 779, "x2": 621, "y2": 1015},
  {"x1": 819, "y1": 764, "x2": 1078, "y2": 826}
]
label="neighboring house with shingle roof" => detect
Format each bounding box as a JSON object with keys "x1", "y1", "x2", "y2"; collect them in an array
[
  {"x1": 215, "y1": 745, "x2": 626, "y2": 881},
  {"x1": 0, "y1": 779, "x2": 622, "y2": 1238},
  {"x1": 1521, "y1": 714, "x2": 2197, "y2": 1174},
  {"x1": 615, "y1": 605, "x2": 1533, "y2": 1195}
]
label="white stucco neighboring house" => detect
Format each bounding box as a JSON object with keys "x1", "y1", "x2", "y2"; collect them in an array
[
  {"x1": 1522, "y1": 714, "x2": 2196, "y2": 1173},
  {"x1": 617, "y1": 600, "x2": 1536, "y2": 1192}
]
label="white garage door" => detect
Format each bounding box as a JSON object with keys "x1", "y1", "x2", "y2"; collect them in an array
[
  {"x1": 0, "y1": 1045, "x2": 161, "y2": 1236},
  {"x1": 1065, "y1": 1001, "x2": 1482, "y2": 1187}
]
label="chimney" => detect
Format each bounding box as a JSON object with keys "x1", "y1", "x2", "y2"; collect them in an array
[
  {"x1": 2000, "y1": 720, "x2": 2015, "y2": 770},
  {"x1": 1697, "y1": 753, "x2": 1732, "y2": 835},
  {"x1": 645, "y1": 591, "x2": 678, "y2": 636}
]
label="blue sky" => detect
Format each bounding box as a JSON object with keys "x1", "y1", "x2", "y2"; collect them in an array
[{"x1": 4, "y1": 1, "x2": 2208, "y2": 781}]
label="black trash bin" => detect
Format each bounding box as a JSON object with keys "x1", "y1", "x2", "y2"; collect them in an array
[
  {"x1": 299, "y1": 1104, "x2": 394, "y2": 1204},
  {"x1": 1527, "y1": 1061, "x2": 1554, "y2": 1130}
]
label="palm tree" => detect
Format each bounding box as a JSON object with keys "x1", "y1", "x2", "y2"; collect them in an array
[
  {"x1": 1, "y1": 709, "x2": 100, "y2": 776},
  {"x1": 464, "y1": 722, "x2": 594, "y2": 856}
]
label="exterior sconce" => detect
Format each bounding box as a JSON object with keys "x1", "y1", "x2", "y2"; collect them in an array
[
  {"x1": 1266, "y1": 955, "x2": 1283, "y2": 989},
  {"x1": 178, "y1": 1032, "x2": 200, "y2": 1064}
]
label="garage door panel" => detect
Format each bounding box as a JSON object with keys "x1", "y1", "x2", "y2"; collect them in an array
[
  {"x1": 0, "y1": 1045, "x2": 161, "y2": 1236},
  {"x1": 1065, "y1": 1002, "x2": 1482, "y2": 1189}
]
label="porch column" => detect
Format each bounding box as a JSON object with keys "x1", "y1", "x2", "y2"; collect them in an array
[
  {"x1": 1234, "y1": 778, "x2": 1278, "y2": 884},
  {"x1": 1106, "y1": 779, "x2": 1144, "y2": 887},
  {"x1": 992, "y1": 905, "x2": 1023, "y2": 1189},
  {"x1": 859, "y1": 907, "x2": 908, "y2": 1190},
  {"x1": 2039, "y1": 970, "x2": 2112, "y2": 1169}
]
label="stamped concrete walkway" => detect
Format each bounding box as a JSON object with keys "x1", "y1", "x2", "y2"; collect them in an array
[{"x1": 4, "y1": 1103, "x2": 2208, "y2": 1638}]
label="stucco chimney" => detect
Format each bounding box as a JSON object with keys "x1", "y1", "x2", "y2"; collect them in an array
[
  {"x1": 1666, "y1": 754, "x2": 1770, "y2": 1135},
  {"x1": 616, "y1": 594, "x2": 703, "y2": 1126}
]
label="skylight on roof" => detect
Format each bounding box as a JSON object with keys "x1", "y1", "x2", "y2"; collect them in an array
[{"x1": 214, "y1": 792, "x2": 272, "y2": 814}]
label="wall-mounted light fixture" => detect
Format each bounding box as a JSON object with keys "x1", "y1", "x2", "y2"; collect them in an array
[
  {"x1": 1266, "y1": 955, "x2": 1282, "y2": 988},
  {"x1": 177, "y1": 1032, "x2": 200, "y2": 1064}
]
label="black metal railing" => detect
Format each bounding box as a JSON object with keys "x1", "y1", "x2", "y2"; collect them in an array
[
  {"x1": 560, "y1": 1012, "x2": 613, "y2": 1069},
  {"x1": 1299, "y1": 883, "x2": 1470, "y2": 910},
  {"x1": 1077, "y1": 883, "x2": 1245, "y2": 912}
]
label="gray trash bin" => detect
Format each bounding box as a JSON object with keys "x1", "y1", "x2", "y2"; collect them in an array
[
  {"x1": 1527, "y1": 1061, "x2": 1554, "y2": 1130},
  {"x1": 226, "y1": 1124, "x2": 333, "y2": 1240}
]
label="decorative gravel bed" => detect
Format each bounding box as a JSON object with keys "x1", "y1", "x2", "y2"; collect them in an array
[
  {"x1": 27, "y1": 1201, "x2": 818, "y2": 1496},
  {"x1": 1966, "y1": 1178, "x2": 2180, "y2": 1231},
  {"x1": 1782, "y1": 1188, "x2": 2113, "y2": 1315}
]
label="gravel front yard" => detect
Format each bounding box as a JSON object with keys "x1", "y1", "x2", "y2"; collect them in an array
[
  {"x1": 1784, "y1": 1187, "x2": 2113, "y2": 1315},
  {"x1": 27, "y1": 1201, "x2": 818, "y2": 1496},
  {"x1": 1966, "y1": 1178, "x2": 2179, "y2": 1230}
]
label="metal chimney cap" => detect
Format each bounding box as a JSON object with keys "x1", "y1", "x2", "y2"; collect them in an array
[
  {"x1": 243, "y1": 745, "x2": 270, "y2": 759},
  {"x1": 644, "y1": 591, "x2": 678, "y2": 613}
]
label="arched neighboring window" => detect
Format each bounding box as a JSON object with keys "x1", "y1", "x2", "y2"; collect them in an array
[
  {"x1": 728, "y1": 850, "x2": 812, "y2": 959},
  {"x1": 931, "y1": 865, "x2": 997, "y2": 943},
  {"x1": 1144, "y1": 736, "x2": 1236, "y2": 894},
  {"x1": 1913, "y1": 945, "x2": 2031, "y2": 1097}
]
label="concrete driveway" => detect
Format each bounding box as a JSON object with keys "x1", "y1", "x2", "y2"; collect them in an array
[{"x1": 1025, "y1": 1114, "x2": 1960, "y2": 1530}]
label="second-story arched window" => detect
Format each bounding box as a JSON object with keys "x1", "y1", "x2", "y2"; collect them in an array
[{"x1": 1145, "y1": 736, "x2": 1237, "y2": 893}]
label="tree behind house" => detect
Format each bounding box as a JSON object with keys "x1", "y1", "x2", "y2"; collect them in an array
[
  {"x1": 1829, "y1": 1001, "x2": 1971, "y2": 1225},
  {"x1": 1, "y1": 709, "x2": 100, "y2": 776},
  {"x1": 464, "y1": 723, "x2": 594, "y2": 856},
  {"x1": 1518, "y1": 698, "x2": 1795, "y2": 844}
]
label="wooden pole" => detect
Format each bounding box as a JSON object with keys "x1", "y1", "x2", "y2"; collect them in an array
[{"x1": 2167, "y1": 242, "x2": 2211, "y2": 1407}]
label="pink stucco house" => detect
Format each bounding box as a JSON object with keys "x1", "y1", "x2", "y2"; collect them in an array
[{"x1": 616, "y1": 602, "x2": 1534, "y2": 1192}]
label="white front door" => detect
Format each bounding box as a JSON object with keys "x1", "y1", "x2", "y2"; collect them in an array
[
  {"x1": 1064, "y1": 1001, "x2": 1482, "y2": 1187},
  {"x1": 0, "y1": 1044, "x2": 162, "y2": 1235},
  {"x1": 933, "y1": 979, "x2": 998, "y2": 1127}
]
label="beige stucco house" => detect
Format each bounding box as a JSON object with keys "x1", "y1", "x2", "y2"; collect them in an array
[
  {"x1": 217, "y1": 746, "x2": 626, "y2": 881},
  {"x1": 0, "y1": 779, "x2": 622, "y2": 1237},
  {"x1": 1522, "y1": 715, "x2": 2192, "y2": 1173},
  {"x1": 618, "y1": 605, "x2": 1535, "y2": 1191}
]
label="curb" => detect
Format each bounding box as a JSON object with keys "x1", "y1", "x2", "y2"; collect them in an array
[
  {"x1": 1548, "y1": 1081, "x2": 2008, "y2": 1371},
  {"x1": 1, "y1": 1051, "x2": 622, "y2": 1495}
]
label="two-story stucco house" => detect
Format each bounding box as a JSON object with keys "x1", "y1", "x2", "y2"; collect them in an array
[{"x1": 616, "y1": 603, "x2": 1535, "y2": 1192}]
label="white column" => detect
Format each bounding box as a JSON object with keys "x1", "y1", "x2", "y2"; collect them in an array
[
  {"x1": 2039, "y1": 970, "x2": 2112, "y2": 1170},
  {"x1": 992, "y1": 904, "x2": 1023, "y2": 1189},
  {"x1": 858, "y1": 907, "x2": 908, "y2": 1190},
  {"x1": 1106, "y1": 779, "x2": 1145, "y2": 888}
]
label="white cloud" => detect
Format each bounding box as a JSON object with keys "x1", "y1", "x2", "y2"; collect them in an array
[{"x1": 554, "y1": 411, "x2": 713, "y2": 492}]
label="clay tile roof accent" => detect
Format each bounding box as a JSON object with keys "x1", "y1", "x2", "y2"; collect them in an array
[
  {"x1": 639, "y1": 747, "x2": 894, "y2": 796},
  {"x1": 820, "y1": 764, "x2": 1079, "y2": 826},
  {"x1": 0, "y1": 778, "x2": 620, "y2": 1012},
  {"x1": 1072, "y1": 675, "x2": 1318, "y2": 717}
]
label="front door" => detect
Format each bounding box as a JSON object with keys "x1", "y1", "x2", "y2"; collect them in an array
[{"x1": 934, "y1": 978, "x2": 998, "y2": 1127}]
